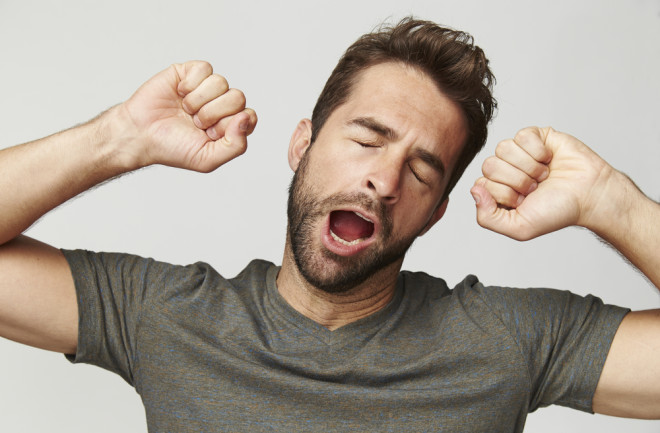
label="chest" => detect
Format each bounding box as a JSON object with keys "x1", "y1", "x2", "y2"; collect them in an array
[{"x1": 133, "y1": 301, "x2": 531, "y2": 432}]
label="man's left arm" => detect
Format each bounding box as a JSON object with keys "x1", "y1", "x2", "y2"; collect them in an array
[{"x1": 470, "y1": 126, "x2": 660, "y2": 418}]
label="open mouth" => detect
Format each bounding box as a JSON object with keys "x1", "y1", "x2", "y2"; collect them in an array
[{"x1": 329, "y1": 210, "x2": 375, "y2": 246}]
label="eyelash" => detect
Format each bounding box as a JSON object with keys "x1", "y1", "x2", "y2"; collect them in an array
[
  {"x1": 354, "y1": 140, "x2": 378, "y2": 148},
  {"x1": 354, "y1": 140, "x2": 429, "y2": 185},
  {"x1": 409, "y1": 165, "x2": 428, "y2": 185}
]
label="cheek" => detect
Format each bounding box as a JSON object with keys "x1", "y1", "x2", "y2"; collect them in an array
[
  {"x1": 311, "y1": 151, "x2": 365, "y2": 190},
  {"x1": 393, "y1": 198, "x2": 434, "y2": 233}
]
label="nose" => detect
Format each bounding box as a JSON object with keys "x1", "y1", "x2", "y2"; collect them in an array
[{"x1": 364, "y1": 154, "x2": 403, "y2": 205}]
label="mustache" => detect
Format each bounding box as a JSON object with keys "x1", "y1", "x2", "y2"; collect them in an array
[
  {"x1": 314, "y1": 192, "x2": 384, "y2": 219},
  {"x1": 288, "y1": 161, "x2": 392, "y2": 237},
  {"x1": 315, "y1": 191, "x2": 393, "y2": 240}
]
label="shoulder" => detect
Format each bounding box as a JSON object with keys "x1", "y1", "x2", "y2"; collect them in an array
[
  {"x1": 398, "y1": 269, "x2": 453, "y2": 298},
  {"x1": 397, "y1": 270, "x2": 627, "y2": 337},
  {"x1": 61, "y1": 249, "x2": 277, "y2": 299}
]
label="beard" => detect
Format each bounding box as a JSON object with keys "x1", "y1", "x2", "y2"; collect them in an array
[{"x1": 286, "y1": 151, "x2": 419, "y2": 293}]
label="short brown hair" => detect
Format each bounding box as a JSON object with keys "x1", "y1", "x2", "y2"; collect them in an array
[{"x1": 311, "y1": 17, "x2": 496, "y2": 199}]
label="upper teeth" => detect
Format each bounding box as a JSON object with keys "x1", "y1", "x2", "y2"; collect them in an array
[{"x1": 354, "y1": 211, "x2": 373, "y2": 223}]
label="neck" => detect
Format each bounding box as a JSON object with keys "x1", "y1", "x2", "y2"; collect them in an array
[{"x1": 276, "y1": 240, "x2": 402, "y2": 331}]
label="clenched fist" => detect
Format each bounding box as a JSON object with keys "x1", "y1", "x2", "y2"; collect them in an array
[
  {"x1": 117, "y1": 60, "x2": 258, "y2": 172},
  {"x1": 471, "y1": 127, "x2": 616, "y2": 241}
]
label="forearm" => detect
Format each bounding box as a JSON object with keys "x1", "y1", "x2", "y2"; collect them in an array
[
  {"x1": 0, "y1": 104, "x2": 138, "y2": 245},
  {"x1": 582, "y1": 169, "x2": 660, "y2": 289},
  {"x1": 0, "y1": 61, "x2": 254, "y2": 355}
]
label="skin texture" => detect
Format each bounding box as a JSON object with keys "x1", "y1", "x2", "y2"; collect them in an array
[
  {"x1": 277, "y1": 62, "x2": 464, "y2": 329},
  {"x1": 0, "y1": 60, "x2": 658, "y2": 419},
  {"x1": 470, "y1": 127, "x2": 660, "y2": 418},
  {"x1": 0, "y1": 61, "x2": 257, "y2": 353}
]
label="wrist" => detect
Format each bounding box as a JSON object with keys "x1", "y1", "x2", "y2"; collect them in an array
[
  {"x1": 92, "y1": 103, "x2": 147, "y2": 173},
  {"x1": 579, "y1": 168, "x2": 647, "y2": 240}
]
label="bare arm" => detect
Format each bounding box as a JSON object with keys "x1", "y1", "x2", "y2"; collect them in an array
[
  {"x1": 0, "y1": 236, "x2": 78, "y2": 353},
  {"x1": 581, "y1": 170, "x2": 660, "y2": 418},
  {"x1": 471, "y1": 127, "x2": 660, "y2": 418},
  {"x1": 0, "y1": 61, "x2": 257, "y2": 354}
]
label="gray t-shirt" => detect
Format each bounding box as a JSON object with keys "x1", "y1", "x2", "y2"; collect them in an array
[{"x1": 62, "y1": 249, "x2": 628, "y2": 432}]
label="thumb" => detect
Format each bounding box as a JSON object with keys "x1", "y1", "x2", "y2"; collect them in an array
[
  {"x1": 470, "y1": 182, "x2": 499, "y2": 228},
  {"x1": 217, "y1": 111, "x2": 250, "y2": 156},
  {"x1": 190, "y1": 112, "x2": 251, "y2": 173},
  {"x1": 470, "y1": 182, "x2": 537, "y2": 241}
]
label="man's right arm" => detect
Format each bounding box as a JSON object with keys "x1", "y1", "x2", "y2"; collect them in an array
[{"x1": 0, "y1": 60, "x2": 257, "y2": 354}]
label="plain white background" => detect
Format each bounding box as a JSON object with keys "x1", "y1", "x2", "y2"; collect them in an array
[{"x1": 1, "y1": 0, "x2": 659, "y2": 431}]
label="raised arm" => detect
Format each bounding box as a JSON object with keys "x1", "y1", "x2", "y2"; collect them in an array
[
  {"x1": 470, "y1": 127, "x2": 660, "y2": 418},
  {"x1": 0, "y1": 61, "x2": 257, "y2": 354}
]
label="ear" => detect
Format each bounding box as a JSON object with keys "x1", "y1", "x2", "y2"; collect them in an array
[
  {"x1": 418, "y1": 198, "x2": 449, "y2": 237},
  {"x1": 288, "y1": 119, "x2": 313, "y2": 171}
]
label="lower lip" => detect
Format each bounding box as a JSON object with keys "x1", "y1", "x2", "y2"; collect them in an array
[{"x1": 320, "y1": 215, "x2": 376, "y2": 257}]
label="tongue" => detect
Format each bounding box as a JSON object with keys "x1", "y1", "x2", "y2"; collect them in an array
[{"x1": 330, "y1": 211, "x2": 374, "y2": 242}]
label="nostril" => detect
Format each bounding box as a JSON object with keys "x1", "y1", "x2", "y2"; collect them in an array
[{"x1": 365, "y1": 177, "x2": 399, "y2": 204}]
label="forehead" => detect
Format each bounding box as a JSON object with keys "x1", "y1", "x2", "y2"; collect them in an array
[{"x1": 336, "y1": 62, "x2": 467, "y2": 170}]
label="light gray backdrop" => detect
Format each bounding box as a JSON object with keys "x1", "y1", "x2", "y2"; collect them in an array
[{"x1": 1, "y1": 0, "x2": 659, "y2": 431}]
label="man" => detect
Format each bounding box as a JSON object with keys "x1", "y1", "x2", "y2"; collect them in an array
[{"x1": 0, "y1": 18, "x2": 658, "y2": 432}]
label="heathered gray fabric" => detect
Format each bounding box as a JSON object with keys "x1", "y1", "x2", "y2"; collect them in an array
[{"x1": 62, "y1": 249, "x2": 628, "y2": 432}]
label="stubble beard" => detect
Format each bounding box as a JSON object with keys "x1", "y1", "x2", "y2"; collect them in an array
[{"x1": 286, "y1": 151, "x2": 418, "y2": 294}]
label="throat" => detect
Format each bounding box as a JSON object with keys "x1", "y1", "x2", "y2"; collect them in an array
[
  {"x1": 329, "y1": 210, "x2": 374, "y2": 244},
  {"x1": 277, "y1": 248, "x2": 399, "y2": 331}
]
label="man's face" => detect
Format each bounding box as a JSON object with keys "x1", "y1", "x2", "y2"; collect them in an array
[{"x1": 287, "y1": 62, "x2": 467, "y2": 293}]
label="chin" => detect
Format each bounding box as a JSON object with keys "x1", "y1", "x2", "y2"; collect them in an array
[{"x1": 292, "y1": 238, "x2": 409, "y2": 294}]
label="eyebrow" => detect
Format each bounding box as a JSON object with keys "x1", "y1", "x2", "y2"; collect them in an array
[
  {"x1": 347, "y1": 117, "x2": 398, "y2": 141},
  {"x1": 413, "y1": 148, "x2": 446, "y2": 178},
  {"x1": 346, "y1": 116, "x2": 446, "y2": 177}
]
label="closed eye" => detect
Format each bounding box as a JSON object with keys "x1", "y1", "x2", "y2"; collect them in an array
[
  {"x1": 409, "y1": 161, "x2": 435, "y2": 186},
  {"x1": 409, "y1": 165, "x2": 427, "y2": 184},
  {"x1": 353, "y1": 139, "x2": 380, "y2": 148}
]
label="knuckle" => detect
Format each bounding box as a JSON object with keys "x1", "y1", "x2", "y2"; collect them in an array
[
  {"x1": 209, "y1": 74, "x2": 229, "y2": 92},
  {"x1": 495, "y1": 139, "x2": 514, "y2": 158},
  {"x1": 196, "y1": 107, "x2": 213, "y2": 126},
  {"x1": 227, "y1": 88, "x2": 247, "y2": 108},
  {"x1": 193, "y1": 60, "x2": 213, "y2": 76},
  {"x1": 183, "y1": 93, "x2": 204, "y2": 111},
  {"x1": 514, "y1": 127, "x2": 535, "y2": 143},
  {"x1": 481, "y1": 156, "x2": 498, "y2": 176},
  {"x1": 473, "y1": 176, "x2": 486, "y2": 188},
  {"x1": 515, "y1": 177, "x2": 532, "y2": 193},
  {"x1": 531, "y1": 162, "x2": 548, "y2": 179},
  {"x1": 181, "y1": 96, "x2": 195, "y2": 113},
  {"x1": 499, "y1": 137, "x2": 515, "y2": 148}
]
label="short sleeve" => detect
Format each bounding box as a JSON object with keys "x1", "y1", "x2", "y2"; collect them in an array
[
  {"x1": 61, "y1": 249, "x2": 188, "y2": 385},
  {"x1": 469, "y1": 279, "x2": 629, "y2": 413}
]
